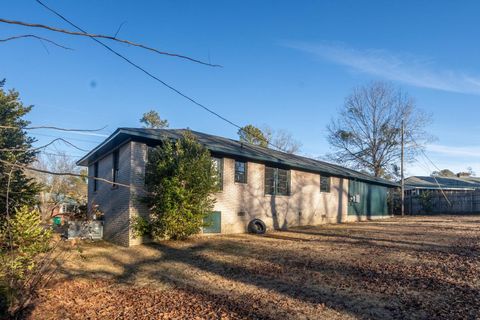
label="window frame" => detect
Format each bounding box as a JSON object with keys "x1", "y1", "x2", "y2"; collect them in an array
[
  {"x1": 234, "y1": 160, "x2": 248, "y2": 184},
  {"x1": 265, "y1": 166, "x2": 291, "y2": 196},
  {"x1": 93, "y1": 162, "x2": 99, "y2": 192},
  {"x1": 320, "y1": 175, "x2": 331, "y2": 193},
  {"x1": 112, "y1": 149, "x2": 120, "y2": 188}
]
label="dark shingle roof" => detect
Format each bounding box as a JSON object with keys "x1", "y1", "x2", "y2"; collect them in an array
[
  {"x1": 405, "y1": 176, "x2": 480, "y2": 190},
  {"x1": 77, "y1": 128, "x2": 398, "y2": 187}
]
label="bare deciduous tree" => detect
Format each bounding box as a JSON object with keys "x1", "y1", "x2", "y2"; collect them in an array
[
  {"x1": 263, "y1": 126, "x2": 302, "y2": 154},
  {"x1": 31, "y1": 152, "x2": 87, "y2": 221},
  {"x1": 327, "y1": 81, "x2": 431, "y2": 178}
]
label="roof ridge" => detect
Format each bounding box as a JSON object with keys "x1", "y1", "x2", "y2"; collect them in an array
[{"x1": 78, "y1": 127, "x2": 397, "y2": 187}]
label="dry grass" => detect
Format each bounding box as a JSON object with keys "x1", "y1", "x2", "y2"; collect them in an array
[{"x1": 25, "y1": 215, "x2": 480, "y2": 319}]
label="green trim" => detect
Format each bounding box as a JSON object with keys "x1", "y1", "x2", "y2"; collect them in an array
[{"x1": 203, "y1": 211, "x2": 221, "y2": 233}]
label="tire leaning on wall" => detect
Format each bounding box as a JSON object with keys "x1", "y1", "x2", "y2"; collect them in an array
[{"x1": 248, "y1": 219, "x2": 266, "y2": 234}]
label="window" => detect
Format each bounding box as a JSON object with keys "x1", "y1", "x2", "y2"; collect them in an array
[
  {"x1": 93, "y1": 162, "x2": 99, "y2": 192},
  {"x1": 212, "y1": 157, "x2": 223, "y2": 190},
  {"x1": 320, "y1": 175, "x2": 331, "y2": 193},
  {"x1": 234, "y1": 160, "x2": 247, "y2": 183},
  {"x1": 265, "y1": 166, "x2": 290, "y2": 196},
  {"x1": 112, "y1": 149, "x2": 119, "y2": 188}
]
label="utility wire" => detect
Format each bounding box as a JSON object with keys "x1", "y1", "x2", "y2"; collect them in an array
[
  {"x1": 35, "y1": 0, "x2": 240, "y2": 129},
  {"x1": 404, "y1": 130, "x2": 452, "y2": 206},
  {"x1": 34, "y1": 0, "x2": 294, "y2": 154},
  {"x1": 418, "y1": 151, "x2": 452, "y2": 207}
]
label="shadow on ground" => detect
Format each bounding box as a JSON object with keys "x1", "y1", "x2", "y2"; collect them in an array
[{"x1": 28, "y1": 215, "x2": 480, "y2": 320}]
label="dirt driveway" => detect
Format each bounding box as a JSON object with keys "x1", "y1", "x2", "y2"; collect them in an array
[{"x1": 27, "y1": 215, "x2": 480, "y2": 319}]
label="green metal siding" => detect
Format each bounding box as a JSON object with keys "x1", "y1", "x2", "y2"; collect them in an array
[
  {"x1": 348, "y1": 180, "x2": 388, "y2": 217},
  {"x1": 203, "y1": 211, "x2": 221, "y2": 233}
]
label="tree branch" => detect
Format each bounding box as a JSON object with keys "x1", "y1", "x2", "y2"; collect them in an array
[
  {"x1": 0, "y1": 34, "x2": 73, "y2": 50},
  {"x1": 0, "y1": 159, "x2": 142, "y2": 191},
  {"x1": 0, "y1": 18, "x2": 221, "y2": 67},
  {"x1": 0, "y1": 124, "x2": 107, "y2": 132},
  {"x1": 0, "y1": 137, "x2": 90, "y2": 152}
]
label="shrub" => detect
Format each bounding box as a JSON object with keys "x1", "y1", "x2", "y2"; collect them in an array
[
  {"x1": 0, "y1": 206, "x2": 52, "y2": 316},
  {"x1": 134, "y1": 131, "x2": 218, "y2": 240}
]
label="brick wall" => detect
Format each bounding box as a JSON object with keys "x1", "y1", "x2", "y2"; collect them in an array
[
  {"x1": 88, "y1": 141, "x2": 388, "y2": 246},
  {"x1": 214, "y1": 158, "x2": 349, "y2": 234},
  {"x1": 88, "y1": 142, "x2": 132, "y2": 246},
  {"x1": 128, "y1": 142, "x2": 150, "y2": 245}
]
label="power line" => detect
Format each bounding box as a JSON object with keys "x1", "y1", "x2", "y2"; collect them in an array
[
  {"x1": 417, "y1": 151, "x2": 452, "y2": 207},
  {"x1": 35, "y1": 0, "x2": 240, "y2": 130},
  {"x1": 34, "y1": 0, "x2": 296, "y2": 154}
]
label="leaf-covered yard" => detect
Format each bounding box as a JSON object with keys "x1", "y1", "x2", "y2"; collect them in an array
[{"x1": 25, "y1": 215, "x2": 480, "y2": 319}]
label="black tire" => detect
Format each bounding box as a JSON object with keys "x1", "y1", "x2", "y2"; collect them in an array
[{"x1": 248, "y1": 219, "x2": 266, "y2": 234}]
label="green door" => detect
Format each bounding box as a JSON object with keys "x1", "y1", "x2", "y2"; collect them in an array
[
  {"x1": 348, "y1": 180, "x2": 388, "y2": 217},
  {"x1": 203, "y1": 211, "x2": 221, "y2": 233}
]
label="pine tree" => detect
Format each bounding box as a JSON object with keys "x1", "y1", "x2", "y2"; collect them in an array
[{"x1": 0, "y1": 80, "x2": 41, "y2": 221}]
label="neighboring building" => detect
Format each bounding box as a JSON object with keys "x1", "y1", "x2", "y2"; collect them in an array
[
  {"x1": 77, "y1": 128, "x2": 398, "y2": 246},
  {"x1": 404, "y1": 176, "x2": 480, "y2": 214}
]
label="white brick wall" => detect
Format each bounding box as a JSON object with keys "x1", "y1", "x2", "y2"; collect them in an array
[
  {"x1": 87, "y1": 141, "x2": 369, "y2": 246},
  {"x1": 213, "y1": 159, "x2": 349, "y2": 234}
]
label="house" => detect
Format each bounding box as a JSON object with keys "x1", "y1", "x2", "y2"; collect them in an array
[
  {"x1": 77, "y1": 128, "x2": 398, "y2": 246},
  {"x1": 404, "y1": 176, "x2": 480, "y2": 214}
]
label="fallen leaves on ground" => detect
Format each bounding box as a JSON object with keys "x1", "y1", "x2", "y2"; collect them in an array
[{"x1": 24, "y1": 215, "x2": 480, "y2": 319}]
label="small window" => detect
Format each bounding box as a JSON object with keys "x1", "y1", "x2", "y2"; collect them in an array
[
  {"x1": 320, "y1": 175, "x2": 331, "y2": 193},
  {"x1": 276, "y1": 168, "x2": 290, "y2": 195},
  {"x1": 212, "y1": 157, "x2": 223, "y2": 190},
  {"x1": 234, "y1": 160, "x2": 247, "y2": 183},
  {"x1": 265, "y1": 166, "x2": 290, "y2": 196},
  {"x1": 93, "y1": 162, "x2": 99, "y2": 192},
  {"x1": 265, "y1": 166, "x2": 275, "y2": 195},
  {"x1": 112, "y1": 149, "x2": 119, "y2": 188}
]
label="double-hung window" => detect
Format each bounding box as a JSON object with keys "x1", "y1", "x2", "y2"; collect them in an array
[
  {"x1": 112, "y1": 150, "x2": 119, "y2": 188},
  {"x1": 212, "y1": 157, "x2": 223, "y2": 190},
  {"x1": 320, "y1": 175, "x2": 331, "y2": 193},
  {"x1": 93, "y1": 162, "x2": 99, "y2": 192},
  {"x1": 234, "y1": 160, "x2": 247, "y2": 184},
  {"x1": 265, "y1": 166, "x2": 290, "y2": 196}
]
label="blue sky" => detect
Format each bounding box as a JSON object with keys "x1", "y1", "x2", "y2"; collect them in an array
[{"x1": 1, "y1": 0, "x2": 480, "y2": 176}]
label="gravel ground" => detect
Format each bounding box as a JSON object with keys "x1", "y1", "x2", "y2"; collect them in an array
[{"x1": 25, "y1": 215, "x2": 480, "y2": 320}]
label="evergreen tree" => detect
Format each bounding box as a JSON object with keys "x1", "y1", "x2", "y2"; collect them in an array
[
  {"x1": 134, "y1": 131, "x2": 218, "y2": 240},
  {"x1": 0, "y1": 80, "x2": 41, "y2": 220},
  {"x1": 237, "y1": 124, "x2": 268, "y2": 147},
  {"x1": 140, "y1": 110, "x2": 169, "y2": 129}
]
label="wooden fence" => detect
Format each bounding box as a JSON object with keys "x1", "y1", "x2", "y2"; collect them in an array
[{"x1": 405, "y1": 189, "x2": 480, "y2": 215}]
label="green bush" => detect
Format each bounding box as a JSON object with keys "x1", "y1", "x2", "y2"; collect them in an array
[
  {"x1": 0, "y1": 206, "x2": 52, "y2": 316},
  {"x1": 134, "y1": 131, "x2": 218, "y2": 240}
]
